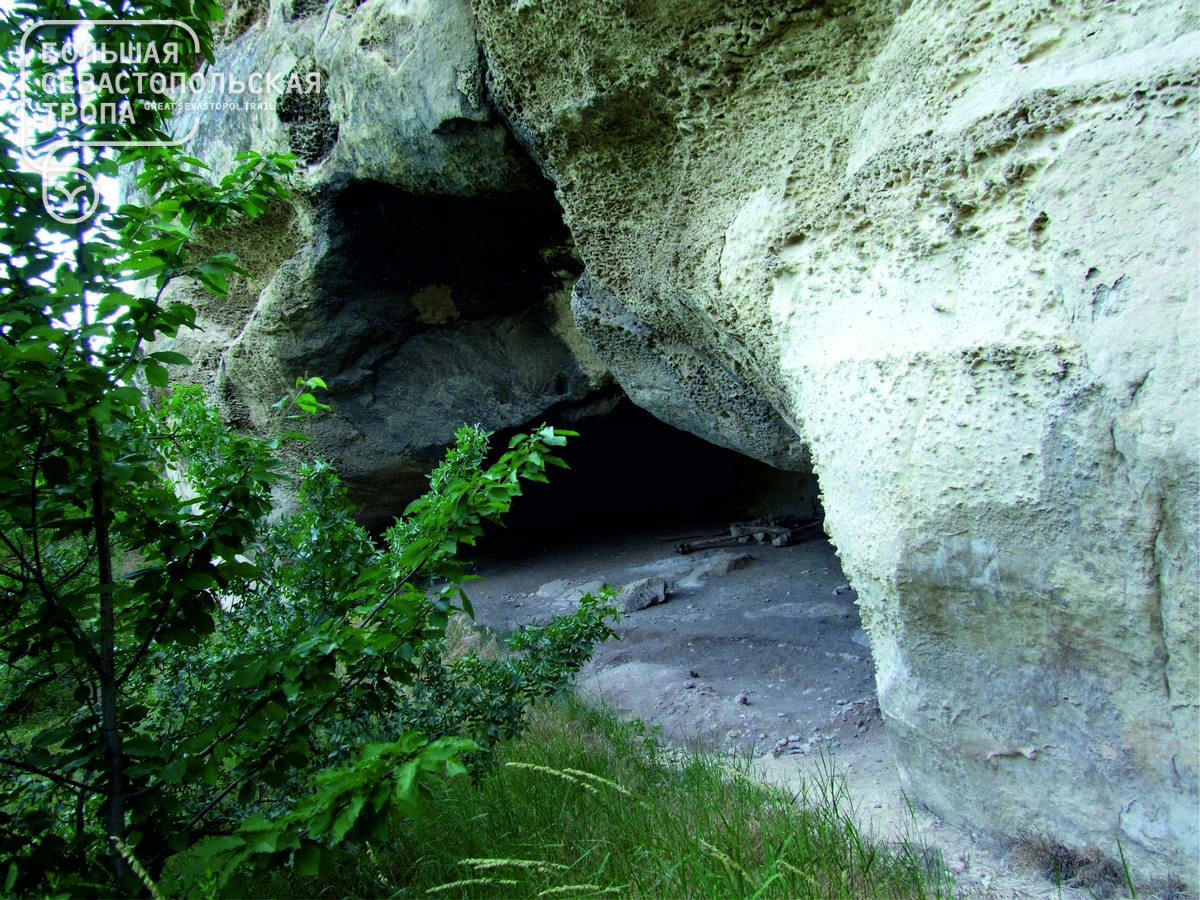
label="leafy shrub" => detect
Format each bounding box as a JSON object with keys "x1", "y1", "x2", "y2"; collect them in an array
[{"x1": 3, "y1": 371, "x2": 616, "y2": 896}]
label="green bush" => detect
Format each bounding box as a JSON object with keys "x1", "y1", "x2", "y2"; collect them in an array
[{"x1": 3, "y1": 366, "x2": 616, "y2": 897}]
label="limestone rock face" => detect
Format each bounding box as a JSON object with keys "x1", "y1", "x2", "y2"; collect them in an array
[
  {"x1": 166, "y1": 0, "x2": 614, "y2": 525},
  {"x1": 473, "y1": 0, "x2": 1200, "y2": 878},
  {"x1": 186, "y1": 0, "x2": 542, "y2": 193},
  {"x1": 571, "y1": 273, "x2": 808, "y2": 470}
]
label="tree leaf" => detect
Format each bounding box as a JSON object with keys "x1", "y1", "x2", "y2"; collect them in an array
[
  {"x1": 148, "y1": 350, "x2": 191, "y2": 365},
  {"x1": 294, "y1": 842, "x2": 322, "y2": 877},
  {"x1": 143, "y1": 361, "x2": 168, "y2": 387}
]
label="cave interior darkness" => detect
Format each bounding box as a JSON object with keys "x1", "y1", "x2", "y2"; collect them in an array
[{"x1": 477, "y1": 398, "x2": 820, "y2": 557}]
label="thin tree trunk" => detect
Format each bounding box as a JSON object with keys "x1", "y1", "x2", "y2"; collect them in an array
[
  {"x1": 90, "y1": 415, "x2": 125, "y2": 879},
  {"x1": 76, "y1": 182, "x2": 126, "y2": 880}
]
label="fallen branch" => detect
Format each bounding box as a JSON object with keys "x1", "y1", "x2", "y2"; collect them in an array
[{"x1": 674, "y1": 517, "x2": 821, "y2": 554}]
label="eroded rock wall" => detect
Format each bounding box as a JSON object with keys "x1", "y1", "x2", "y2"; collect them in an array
[
  {"x1": 166, "y1": 0, "x2": 621, "y2": 524},
  {"x1": 473, "y1": 0, "x2": 1200, "y2": 878}
]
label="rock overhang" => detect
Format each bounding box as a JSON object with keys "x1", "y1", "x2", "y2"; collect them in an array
[{"x1": 472, "y1": 0, "x2": 1200, "y2": 881}]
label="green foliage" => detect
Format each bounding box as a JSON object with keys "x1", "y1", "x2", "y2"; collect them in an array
[
  {"x1": 1, "y1": 2, "x2": 296, "y2": 890},
  {"x1": 397, "y1": 590, "x2": 617, "y2": 776},
  {"x1": 4, "y1": 365, "x2": 611, "y2": 896},
  {"x1": 0, "y1": 1, "x2": 614, "y2": 895},
  {"x1": 256, "y1": 458, "x2": 375, "y2": 618},
  {"x1": 249, "y1": 698, "x2": 953, "y2": 899},
  {"x1": 388, "y1": 423, "x2": 574, "y2": 612},
  {"x1": 139, "y1": 411, "x2": 614, "y2": 898},
  {"x1": 130, "y1": 415, "x2": 614, "y2": 894}
]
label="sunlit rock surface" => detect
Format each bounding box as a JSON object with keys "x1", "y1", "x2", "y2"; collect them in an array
[{"x1": 472, "y1": 0, "x2": 1199, "y2": 878}]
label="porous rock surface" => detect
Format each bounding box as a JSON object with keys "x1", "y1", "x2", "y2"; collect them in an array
[{"x1": 470, "y1": 0, "x2": 1199, "y2": 880}]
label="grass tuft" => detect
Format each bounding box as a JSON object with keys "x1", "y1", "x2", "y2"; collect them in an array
[
  {"x1": 560, "y1": 767, "x2": 636, "y2": 798},
  {"x1": 504, "y1": 761, "x2": 602, "y2": 795},
  {"x1": 536, "y1": 884, "x2": 624, "y2": 896},
  {"x1": 427, "y1": 877, "x2": 520, "y2": 893},
  {"x1": 248, "y1": 695, "x2": 952, "y2": 898},
  {"x1": 459, "y1": 857, "x2": 569, "y2": 873}
]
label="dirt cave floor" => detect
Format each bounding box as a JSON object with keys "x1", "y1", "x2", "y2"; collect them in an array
[{"x1": 460, "y1": 524, "x2": 1118, "y2": 900}]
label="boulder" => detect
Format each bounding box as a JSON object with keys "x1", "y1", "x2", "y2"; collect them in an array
[
  {"x1": 689, "y1": 552, "x2": 755, "y2": 580},
  {"x1": 537, "y1": 578, "x2": 609, "y2": 614},
  {"x1": 618, "y1": 576, "x2": 668, "y2": 613},
  {"x1": 473, "y1": 0, "x2": 1199, "y2": 879}
]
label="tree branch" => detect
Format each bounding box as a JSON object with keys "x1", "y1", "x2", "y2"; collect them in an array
[{"x1": 0, "y1": 755, "x2": 103, "y2": 795}]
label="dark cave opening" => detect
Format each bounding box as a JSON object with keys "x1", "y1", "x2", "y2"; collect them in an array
[
  {"x1": 318, "y1": 181, "x2": 578, "y2": 323},
  {"x1": 477, "y1": 399, "x2": 820, "y2": 557}
]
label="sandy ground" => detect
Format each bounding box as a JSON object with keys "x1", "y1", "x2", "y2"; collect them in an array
[{"x1": 461, "y1": 526, "x2": 1122, "y2": 899}]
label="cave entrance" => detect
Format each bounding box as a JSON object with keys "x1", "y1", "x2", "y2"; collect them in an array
[
  {"x1": 462, "y1": 397, "x2": 877, "y2": 761},
  {"x1": 479, "y1": 398, "x2": 821, "y2": 557}
]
